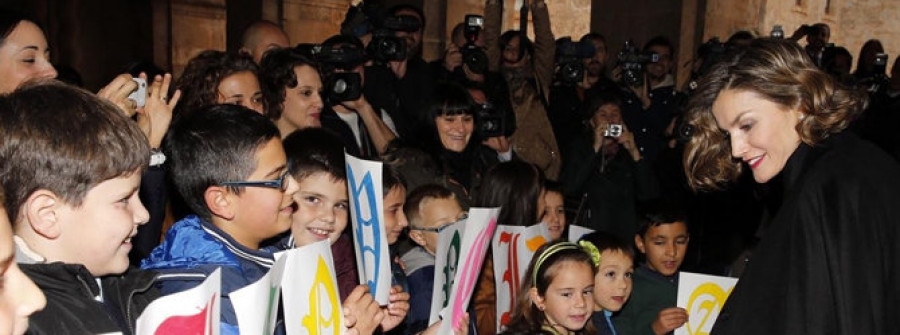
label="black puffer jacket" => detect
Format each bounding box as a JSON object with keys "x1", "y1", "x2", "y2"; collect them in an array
[{"x1": 21, "y1": 263, "x2": 158, "y2": 335}]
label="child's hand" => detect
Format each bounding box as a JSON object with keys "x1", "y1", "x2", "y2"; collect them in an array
[
  {"x1": 420, "y1": 313, "x2": 469, "y2": 335},
  {"x1": 343, "y1": 285, "x2": 383, "y2": 335},
  {"x1": 380, "y1": 285, "x2": 410, "y2": 331},
  {"x1": 651, "y1": 307, "x2": 688, "y2": 335}
]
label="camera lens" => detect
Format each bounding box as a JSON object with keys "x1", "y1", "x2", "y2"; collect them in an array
[{"x1": 333, "y1": 79, "x2": 348, "y2": 94}]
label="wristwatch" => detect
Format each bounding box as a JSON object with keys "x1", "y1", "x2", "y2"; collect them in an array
[{"x1": 150, "y1": 148, "x2": 166, "y2": 167}]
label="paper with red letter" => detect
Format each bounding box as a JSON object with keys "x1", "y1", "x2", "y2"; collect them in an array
[
  {"x1": 136, "y1": 268, "x2": 221, "y2": 335},
  {"x1": 281, "y1": 240, "x2": 346, "y2": 335},
  {"x1": 345, "y1": 153, "x2": 391, "y2": 305},
  {"x1": 492, "y1": 223, "x2": 549, "y2": 332}
]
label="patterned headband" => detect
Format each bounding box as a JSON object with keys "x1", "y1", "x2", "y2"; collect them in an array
[{"x1": 532, "y1": 241, "x2": 601, "y2": 285}]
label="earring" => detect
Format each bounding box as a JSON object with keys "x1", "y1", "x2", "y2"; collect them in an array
[{"x1": 799, "y1": 113, "x2": 806, "y2": 120}]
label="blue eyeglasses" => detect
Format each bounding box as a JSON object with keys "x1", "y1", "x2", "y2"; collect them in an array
[
  {"x1": 410, "y1": 212, "x2": 468, "y2": 233},
  {"x1": 220, "y1": 171, "x2": 290, "y2": 192}
]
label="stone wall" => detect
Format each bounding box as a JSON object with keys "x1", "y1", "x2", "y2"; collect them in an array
[{"x1": 703, "y1": 0, "x2": 900, "y2": 72}]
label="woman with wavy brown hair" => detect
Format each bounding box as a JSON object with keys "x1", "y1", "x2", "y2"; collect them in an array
[{"x1": 683, "y1": 38, "x2": 900, "y2": 335}]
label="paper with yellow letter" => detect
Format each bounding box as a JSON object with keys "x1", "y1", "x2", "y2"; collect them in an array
[
  {"x1": 282, "y1": 240, "x2": 345, "y2": 335},
  {"x1": 675, "y1": 272, "x2": 738, "y2": 335}
]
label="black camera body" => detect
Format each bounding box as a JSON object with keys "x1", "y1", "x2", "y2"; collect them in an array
[
  {"x1": 366, "y1": 14, "x2": 421, "y2": 64},
  {"x1": 368, "y1": 30, "x2": 407, "y2": 64},
  {"x1": 555, "y1": 37, "x2": 595, "y2": 85},
  {"x1": 301, "y1": 43, "x2": 364, "y2": 103},
  {"x1": 476, "y1": 101, "x2": 505, "y2": 138},
  {"x1": 617, "y1": 40, "x2": 658, "y2": 87},
  {"x1": 459, "y1": 15, "x2": 488, "y2": 74}
]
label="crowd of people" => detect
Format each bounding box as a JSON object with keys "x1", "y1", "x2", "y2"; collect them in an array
[{"x1": 1, "y1": 1, "x2": 899, "y2": 334}]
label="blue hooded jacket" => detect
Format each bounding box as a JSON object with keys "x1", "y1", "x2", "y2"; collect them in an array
[{"x1": 141, "y1": 215, "x2": 275, "y2": 335}]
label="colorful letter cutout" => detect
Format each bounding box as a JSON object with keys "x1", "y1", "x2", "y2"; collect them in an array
[
  {"x1": 345, "y1": 153, "x2": 392, "y2": 305},
  {"x1": 136, "y1": 268, "x2": 221, "y2": 335},
  {"x1": 428, "y1": 220, "x2": 465, "y2": 324},
  {"x1": 282, "y1": 240, "x2": 345, "y2": 335},
  {"x1": 437, "y1": 207, "x2": 500, "y2": 334},
  {"x1": 492, "y1": 223, "x2": 549, "y2": 332},
  {"x1": 675, "y1": 272, "x2": 738, "y2": 335}
]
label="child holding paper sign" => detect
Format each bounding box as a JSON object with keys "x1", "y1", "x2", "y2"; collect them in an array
[
  {"x1": 499, "y1": 241, "x2": 597, "y2": 335},
  {"x1": 613, "y1": 203, "x2": 689, "y2": 335},
  {"x1": 381, "y1": 167, "x2": 468, "y2": 335},
  {"x1": 402, "y1": 184, "x2": 467, "y2": 333},
  {"x1": 579, "y1": 232, "x2": 635, "y2": 335},
  {"x1": 271, "y1": 128, "x2": 385, "y2": 334}
]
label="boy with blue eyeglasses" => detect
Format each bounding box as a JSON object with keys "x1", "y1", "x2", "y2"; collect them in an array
[
  {"x1": 401, "y1": 184, "x2": 467, "y2": 333},
  {"x1": 141, "y1": 104, "x2": 299, "y2": 335}
]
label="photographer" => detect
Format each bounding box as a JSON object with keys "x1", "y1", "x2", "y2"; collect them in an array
[
  {"x1": 560, "y1": 91, "x2": 658, "y2": 244},
  {"x1": 618, "y1": 36, "x2": 686, "y2": 167},
  {"x1": 484, "y1": 0, "x2": 561, "y2": 180},
  {"x1": 788, "y1": 22, "x2": 830, "y2": 67},
  {"x1": 549, "y1": 33, "x2": 617, "y2": 155},
  {"x1": 315, "y1": 34, "x2": 398, "y2": 159}
]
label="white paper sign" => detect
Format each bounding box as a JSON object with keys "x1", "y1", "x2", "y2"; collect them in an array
[
  {"x1": 428, "y1": 220, "x2": 466, "y2": 324},
  {"x1": 231, "y1": 252, "x2": 288, "y2": 335},
  {"x1": 568, "y1": 225, "x2": 595, "y2": 242},
  {"x1": 492, "y1": 224, "x2": 549, "y2": 332},
  {"x1": 345, "y1": 153, "x2": 392, "y2": 305},
  {"x1": 282, "y1": 240, "x2": 346, "y2": 335},
  {"x1": 437, "y1": 207, "x2": 499, "y2": 334},
  {"x1": 136, "y1": 268, "x2": 221, "y2": 335},
  {"x1": 675, "y1": 272, "x2": 738, "y2": 335}
]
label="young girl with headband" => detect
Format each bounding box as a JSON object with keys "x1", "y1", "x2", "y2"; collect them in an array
[{"x1": 499, "y1": 241, "x2": 598, "y2": 335}]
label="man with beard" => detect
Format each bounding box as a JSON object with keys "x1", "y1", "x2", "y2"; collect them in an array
[{"x1": 549, "y1": 32, "x2": 617, "y2": 156}]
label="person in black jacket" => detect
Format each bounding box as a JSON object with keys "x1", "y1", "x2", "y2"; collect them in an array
[
  {"x1": 0, "y1": 81, "x2": 161, "y2": 335},
  {"x1": 561, "y1": 91, "x2": 659, "y2": 244},
  {"x1": 684, "y1": 38, "x2": 900, "y2": 335}
]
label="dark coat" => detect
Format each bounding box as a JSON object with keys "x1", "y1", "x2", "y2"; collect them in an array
[
  {"x1": 561, "y1": 134, "x2": 659, "y2": 243},
  {"x1": 711, "y1": 131, "x2": 900, "y2": 335},
  {"x1": 21, "y1": 263, "x2": 158, "y2": 335}
]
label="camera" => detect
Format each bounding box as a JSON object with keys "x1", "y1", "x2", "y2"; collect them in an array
[
  {"x1": 555, "y1": 37, "x2": 595, "y2": 85},
  {"x1": 617, "y1": 40, "x2": 658, "y2": 87},
  {"x1": 128, "y1": 77, "x2": 147, "y2": 108},
  {"x1": 366, "y1": 14, "x2": 421, "y2": 64},
  {"x1": 459, "y1": 15, "x2": 488, "y2": 74},
  {"x1": 300, "y1": 43, "x2": 364, "y2": 103},
  {"x1": 476, "y1": 102, "x2": 506, "y2": 138},
  {"x1": 603, "y1": 124, "x2": 623, "y2": 138},
  {"x1": 770, "y1": 25, "x2": 784, "y2": 39}
]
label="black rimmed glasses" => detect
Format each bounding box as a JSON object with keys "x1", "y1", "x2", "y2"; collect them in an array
[
  {"x1": 220, "y1": 171, "x2": 290, "y2": 192},
  {"x1": 409, "y1": 212, "x2": 468, "y2": 233}
]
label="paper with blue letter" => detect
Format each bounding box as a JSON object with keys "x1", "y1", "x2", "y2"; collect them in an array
[
  {"x1": 230, "y1": 251, "x2": 288, "y2": 335},
  {"x1": 345, "y1": 153, "x2": 392, "y2": 305},
  {"x1": 281, "y1": 240, "x2": 346, "y2": 335},
  {"x1": 437, "y1": 207, "x2": 499, "y2": 334},
  {"x1": 428, "y1": 219, "x2": 466, "y2": 324}
]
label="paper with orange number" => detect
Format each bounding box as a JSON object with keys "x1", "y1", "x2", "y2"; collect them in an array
[
  {"x1": 491, "y1": 223, "x2": 549, "y2": 332},
  {"x1": 281, "y1": 240, "x2": 346, "y2": 335},
  {"x1": 675, "y1": 272, "x2": 738, "y2": 335}
]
